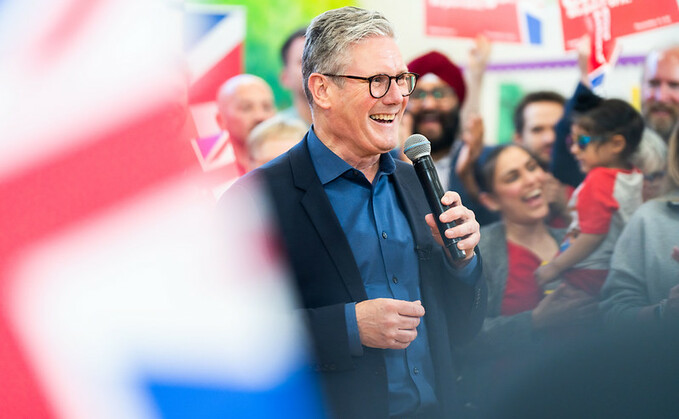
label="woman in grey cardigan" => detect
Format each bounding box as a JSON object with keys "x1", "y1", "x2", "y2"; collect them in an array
[
  {"x1": 456, "y1": 145, "x2": 598, "y2": 411},
  {"x1": 601, "y1": 126, "x2": 679, "y2": 330}
]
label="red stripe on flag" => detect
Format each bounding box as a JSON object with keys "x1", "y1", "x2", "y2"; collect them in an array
[
  {"x1": 35, "y1": 0, "x2": 104, "y2": 65},
  {"x1": 0, "y1": 102, "x2": 199, "y2": 418},
  {"x1": 0, "y1": 105, "x2": 198, "y2": 255},
  {"x1": 189, "y1": 43, "x2": 243, "y2": 104}
]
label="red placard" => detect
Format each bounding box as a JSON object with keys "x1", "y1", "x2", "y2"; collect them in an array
[
  {"x1": 425, "y1": 0, "x2": 523, "y2": 43},
  {"x1": 560, "y1": 0, "x2": 679, "y2": 51}
]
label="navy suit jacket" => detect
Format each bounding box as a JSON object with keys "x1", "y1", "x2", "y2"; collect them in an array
[{"x1": 227, "y1": 134, "x2": 487, "y2": 418}]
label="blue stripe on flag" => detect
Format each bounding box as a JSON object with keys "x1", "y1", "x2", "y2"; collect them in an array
[
  {"x1": 184, "y1": 12, "x2": 229, "y2": 51},
  {"x1": 144, "y1": 367, "x2": 326, "y2": 418},
  {"x1": 525, "y1": 13, "x2": 541, "y2": 45},
  {"x1": 591, "y1": 73, "x2": 605, "y2": 88}
]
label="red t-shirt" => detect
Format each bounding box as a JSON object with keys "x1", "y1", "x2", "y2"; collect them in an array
[{"x1": 501, "y1": 241, "x2": 546, "y2": 316}]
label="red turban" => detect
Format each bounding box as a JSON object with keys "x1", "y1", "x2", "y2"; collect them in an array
[{"x1": 407, "y1": 51, "x2": 466, "y2": 104}]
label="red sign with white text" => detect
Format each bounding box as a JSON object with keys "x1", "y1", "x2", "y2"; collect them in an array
[
  {"x1": 559, "y1": 0, "x2": 679, "y2": 51},
  {"x1": 425, "y1": 0, "x2": 523, "y2": 43}
]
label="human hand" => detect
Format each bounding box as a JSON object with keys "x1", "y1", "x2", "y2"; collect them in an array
[
  {"x1": 542, "y1": 173, "x2": 564, "y2": 206},
  {"x1": 534, "y1": 262, "x2": 561, "y2": 288},
  {"x1": 542, "y1": 173, "x2": 569, "y2": 219},
  {"x1": 424, "y1": 191, "x2": 479, "y2": 263},
  {"x1": 532, "y1": 283, "x2": 598, "y2": 330},
  {"x1": 672, "y1": 246, "x2": 679, "y2": 264},
  {"x1": 355, "y1": 298, "x2": 425, "y2": 349},
  {"x1": 576, "y1": 34, "x2": 591, "y2": 87},
  {"x1": 467, "y1": 35, "x2": 491, "y2": 78},
  {"x1": 455, "y1": 114, "x2": 484, "y2": 176}
]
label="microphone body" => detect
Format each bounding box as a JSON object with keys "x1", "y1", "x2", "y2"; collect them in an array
[{"x1": 404, "y1": 135, "x2": 466, "y2": 261}]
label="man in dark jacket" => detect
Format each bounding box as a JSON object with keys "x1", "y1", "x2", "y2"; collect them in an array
[{"x1": 223, "y1": 6, "x2": 486, "y2": 418}]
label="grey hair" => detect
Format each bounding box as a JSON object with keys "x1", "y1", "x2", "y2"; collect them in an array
[
  {"x1": 668, "y1": 124, "x2": 679, "y2": 190},
  {"x1": 302, "y1": 6, "x2": 395, "y2": 105},
  {"x1": 630, "y1": 128, "x2": 668, "y2": 174},
  {"x1": 246, "y1": 114, "x2": 307, "y2": 154}
]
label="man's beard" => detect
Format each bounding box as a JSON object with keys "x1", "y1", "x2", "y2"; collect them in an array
[
  {"x1": 643, "y1": 101, "x2": 679, "y2": 141},
  {"x1": 412, "y1": 108, "x2": 460, "y2": 154}
]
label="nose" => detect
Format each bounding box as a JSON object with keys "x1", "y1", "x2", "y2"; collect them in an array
[
  {"x1": 525, "y1": 167, "x2": 542, "y2": 186},
  {"x1": 421, "y1": 92, "x2": 437, "y2": 109},
  {"x1": 569, "y1": 138, "x2": 580, "y2": 155},
  {"x1": 656, "y1": 82, "x2": 675, "y2": 103},
  {"x1": 649, "y1": 81, "x2": 673, "y2": 103},
  {"x1": 254, "y1": 106, "x2": 274, "y2": 124},
  {"x1": 382, "y1": 78, "x2": 405, "y2": 104},
  {"x1": 543, "y1": 127, "x2": 556, "y2": 145}
]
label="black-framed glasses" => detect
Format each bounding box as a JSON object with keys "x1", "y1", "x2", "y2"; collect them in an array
[
  {"x1": 322, "y1": 72, "x2": 419, "y2": 99},
  {"x1": 566, "y1": 133, "x2": 606, "y2": 150}
]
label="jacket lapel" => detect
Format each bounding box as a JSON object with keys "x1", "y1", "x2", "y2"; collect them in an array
[{"x1": 288, "y1": 138, "x2": 368, "y2": 302}]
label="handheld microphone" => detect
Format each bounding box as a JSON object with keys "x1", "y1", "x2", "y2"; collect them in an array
[{"x1": 403, "y1": 134, "x2": 466, "y2": 261}]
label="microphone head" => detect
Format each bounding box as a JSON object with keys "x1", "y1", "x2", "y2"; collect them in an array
[{"x1": 403, "y1": 134, "x2": 431, "y2": 162}]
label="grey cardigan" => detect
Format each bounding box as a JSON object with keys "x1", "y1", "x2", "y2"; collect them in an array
[
  {"x1": 462, "y1": 221, "x2": 566, "y2": 359},
  {"x1": 600, "y1": 193, "x2": 679, "y2": 328}
]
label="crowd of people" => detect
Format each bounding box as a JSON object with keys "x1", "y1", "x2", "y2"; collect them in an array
[{"x1": 216, "y1": 6, "x2": 679, "y2": 418}]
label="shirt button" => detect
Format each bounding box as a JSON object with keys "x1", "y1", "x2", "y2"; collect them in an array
[
  {"x1": 392, "y1": 276, "x2": 398, "y2": 284},
  {"x1": 413, "y1": 367, "x2": 420, "y2": 375},
  {"x1": 382, "y1": 231, "x2": 388, "y2": 239}
]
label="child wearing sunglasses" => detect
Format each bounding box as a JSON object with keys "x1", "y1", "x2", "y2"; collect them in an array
[{"x1": 535, "y1": 99, "x2": 644, "y2": 296}]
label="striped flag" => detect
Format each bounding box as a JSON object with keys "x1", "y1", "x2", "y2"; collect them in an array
[
  {"x1": 185, "y1": 3, "x2": 245, "y2": 106},
  {"x1": 0, "y1": 0, "x2": 324, "y2": 417},
  {"x1": 185, "y1": 3, "x2": 247, "y2": 198}
]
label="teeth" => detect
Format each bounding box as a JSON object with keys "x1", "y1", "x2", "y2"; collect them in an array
[
  {"x1": 370, "y1": 114, "x2": 395, "y2": 121},
  {"x1": 524, "y1": 189, "x2": 541, "y2": 200}
]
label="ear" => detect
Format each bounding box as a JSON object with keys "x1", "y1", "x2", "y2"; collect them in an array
[
  {"x1": 215, "y1": 113, "x2": 225, "y2": 130},
  {"x1": 280, "y1": 68, "x2": 291, "y2": 89},
  {"x1": 608, "y1": 134, "x2": 627, "y2": 155},
  {"x1": 478, "y1": 191, "x2": 501, "y2": 212},
  {"x1": 513, "y1": 132, "x2": 523, "y2": 145},
  {"x1": 307, "y1": 73, "x2": 332, "y2": 109}
]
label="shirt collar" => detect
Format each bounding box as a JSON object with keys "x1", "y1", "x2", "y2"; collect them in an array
[{"x1": 307, "y1": 126, "x2": 396, "y2": 185}]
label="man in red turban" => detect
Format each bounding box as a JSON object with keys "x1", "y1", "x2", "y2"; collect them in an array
[
  {"x1": 407, "y1": 51, "x2": 466, "y2": 160},
  {"x1": 406, "y1": 50, "x2": 499, "y2": 226}
]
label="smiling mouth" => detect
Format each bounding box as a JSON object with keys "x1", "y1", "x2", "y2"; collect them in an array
[
  {"x1": 522, "y1": 188, "x2": 542, "y2": 203},
  {"x1": 370, "y1": 113, "x2": 396, "y2": 124}
]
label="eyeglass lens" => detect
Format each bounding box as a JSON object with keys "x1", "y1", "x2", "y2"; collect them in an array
[{"x1": 370, "y1": 73, "x2": 416, "y2": 98}]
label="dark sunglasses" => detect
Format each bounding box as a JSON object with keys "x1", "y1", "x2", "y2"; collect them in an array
[{"x1": 566, "y1": 134, "x2": 606, "y2": 150}]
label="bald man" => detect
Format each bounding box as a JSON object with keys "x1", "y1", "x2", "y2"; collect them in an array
[
  {"x1": 216, "y1": 74, "x2": 276, "y2": 174},
  {"x1": 642, "y1": 46, "x2": 679, "y2": 142}
]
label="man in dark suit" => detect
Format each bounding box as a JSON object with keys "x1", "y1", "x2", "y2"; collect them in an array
[{"x1": 223, "y1": 7, "x2": 486, "y2": 418}]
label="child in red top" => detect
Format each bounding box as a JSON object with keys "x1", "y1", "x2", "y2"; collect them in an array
[{"x1": 535, "y1": 99, "x2": 644, "y2": 295}]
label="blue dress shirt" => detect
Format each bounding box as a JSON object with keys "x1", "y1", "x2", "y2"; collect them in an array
[{"x1": 307, "y1": 128, "x2": 477, "y2": 416}]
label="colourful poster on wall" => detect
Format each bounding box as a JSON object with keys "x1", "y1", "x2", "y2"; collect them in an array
[
  {"x1": 425, "y1": 0, "x2": 543, "y2": 44},
  {"x1": 559, "y1": 0, "x2": 679, "y2": 51},
  {"x1": 559, "y1": 0, "x2": 679, "y2": 86}
]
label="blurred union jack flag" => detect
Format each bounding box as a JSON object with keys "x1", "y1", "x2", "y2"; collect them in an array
[
  {"x1": 184, "y1": 3, "x2": 247, "y2": 198},
  {"x1": 185, "y1": 3, "x2": 245, "y2": 105},
  {"x1": 0, "y1": 0, "x2": 324, "y2": 418}
]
